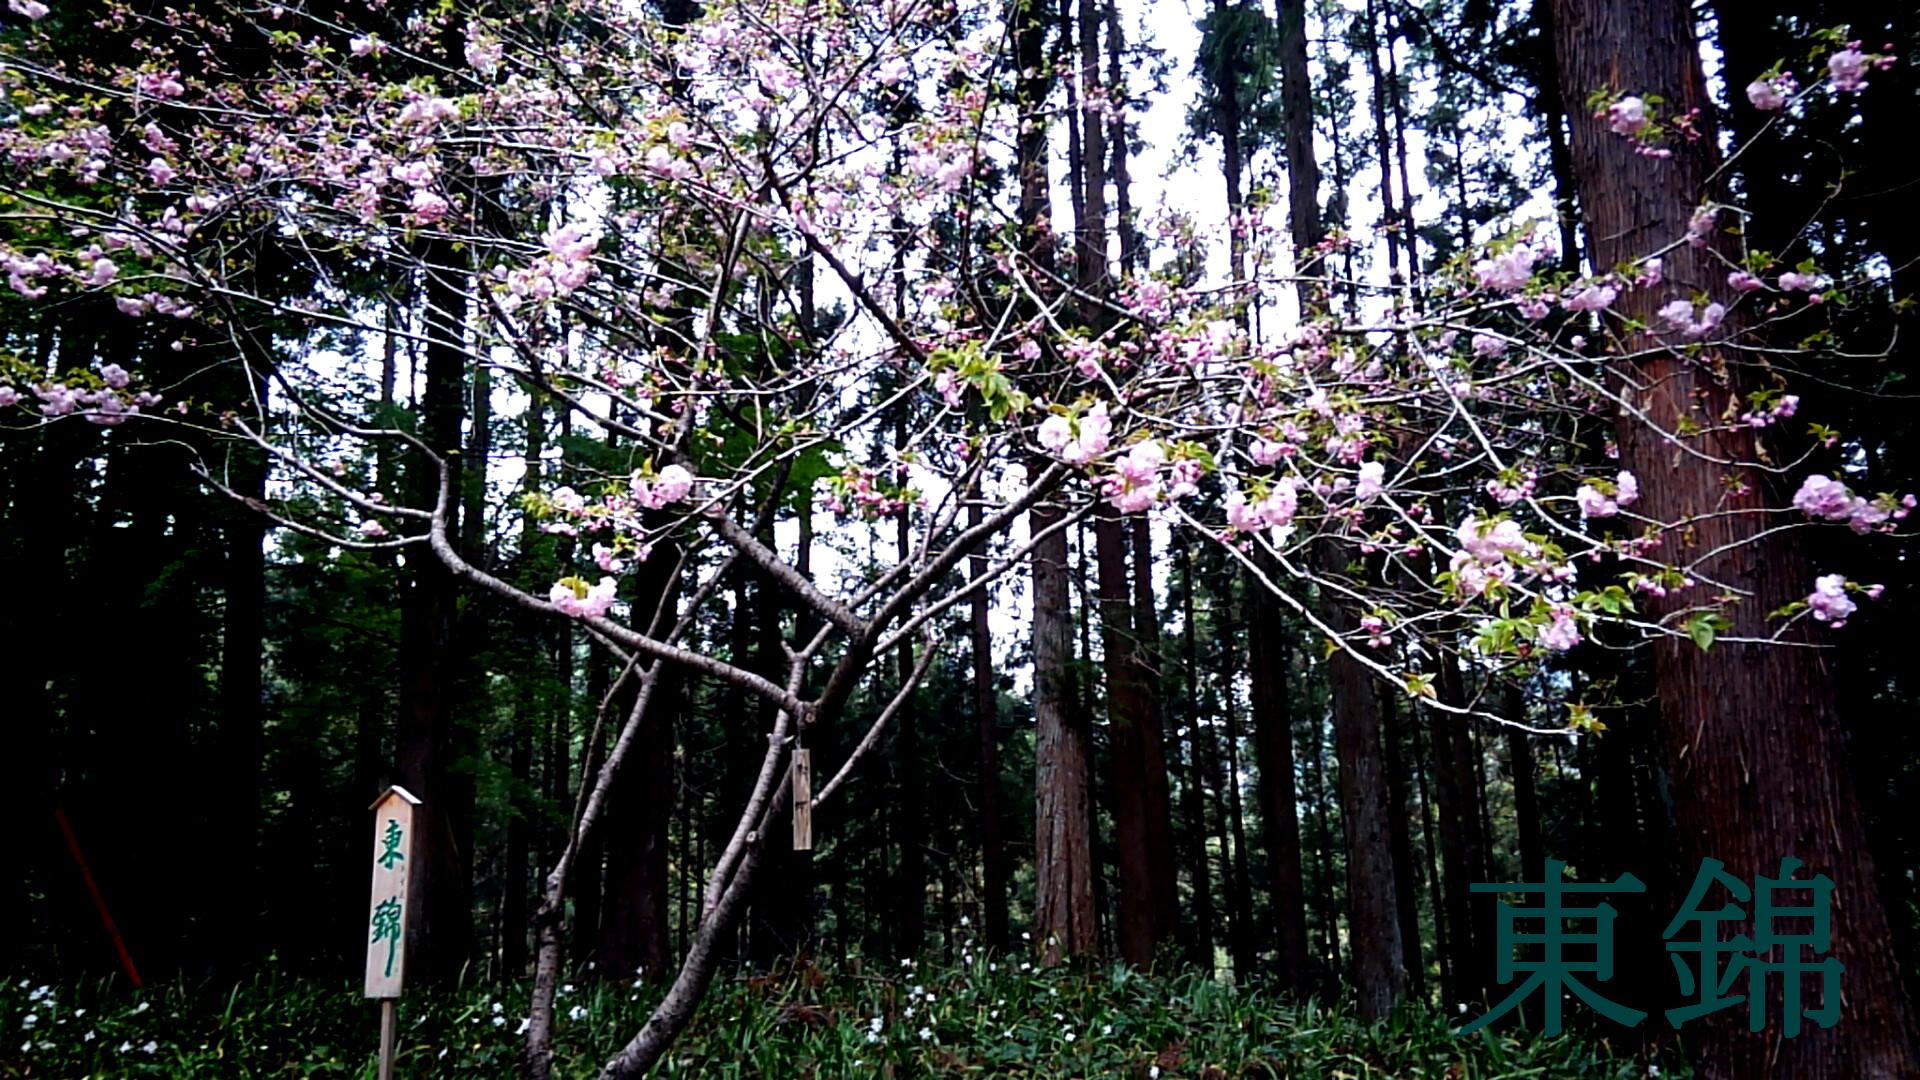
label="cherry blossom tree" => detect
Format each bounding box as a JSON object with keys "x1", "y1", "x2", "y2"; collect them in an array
[{"x1": 2, "y1": 0, "x2": 1911, "y2": 1073}]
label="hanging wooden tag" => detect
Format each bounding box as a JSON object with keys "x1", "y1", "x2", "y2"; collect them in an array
[{"x1": 791, "y1": 748, "x2": 813, "y2": 852}]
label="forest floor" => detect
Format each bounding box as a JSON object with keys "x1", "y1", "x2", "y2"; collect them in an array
[{"x1": 2, "y1": 957, "x2": 1680, "y2": 1078}]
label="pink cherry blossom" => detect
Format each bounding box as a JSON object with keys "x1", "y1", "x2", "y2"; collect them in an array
[
  {"x1": 1562, "y1": 282, "x2": 1617, "y2": 313},
  {"x1": 1807, "y1": 573, "x2": 1855, "y2": 626},
  {"x1": 1746, "y1": 78, "x2": 1787, "y2": 110},
  {"x1": 650, "y1": 464, "x2": 694, "y2": 505},
  {"x1": 1828, "y1": 46, "x2": 1869, "y2": 93},
  {"x1": 1793, "y1": 474, "x2": 1856, "y2": 519},
  {"x1": 1355, "y1": 461, "x2": 1384, "y2": 501},
  {"x1": 1471, "y1": 246, "x2": 1537, "y2": 292},
  {"x1": 550, "y1": 577, "x2": 618, "y2": 619},
  {"x1": 1606, "y1": 96, "x2": 1648, "y2": 136},
  {"x1": 8, "y1": 0, "x2": 50, "y2": 20},
  {"x1": 1539, "y1": 606, "x2": 1581, "y2": 652}
]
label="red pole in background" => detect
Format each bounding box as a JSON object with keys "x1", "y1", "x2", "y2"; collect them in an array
[{"x1": 53, "y1": 805, "x2": 143, "y2": 988}]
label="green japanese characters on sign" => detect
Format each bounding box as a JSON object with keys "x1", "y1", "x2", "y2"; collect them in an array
[{"x1": 1459, "y1": 856, "x2": 1844, "y2": 1037}]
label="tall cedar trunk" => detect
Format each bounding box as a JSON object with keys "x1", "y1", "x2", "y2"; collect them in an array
[
  {"x1": 748, "y1": 576, "x2": 809, "y2": 965},
  {"x1": 1382, "y1": 3, "x2": 1420, "y2": 295},
  {"x1": 396, "y1": 247, "x2": 472, "y2": 985},
  {"x1": 1379, "y1": 692, "x2": 1424, "y2": 997},
  {"x1": 1432, "y1": 660, "x2": 1492, "y2": 1006},
  {"x1": 1129, "y1": 518, "x2": 1179, "y2": 946},
  {"x1": 1214, "y1": 573, "x2": 1256, "y2": 976},
  {"x1": 1529, "y1": 0, "x2": 1581, "y2": 272},
  {"x1": 1176, "y1": 533, "x2": 1217, "y2": 969},
  {"x1": 1034, "y1": 499, "x2": 1096, "y2": 962},
  {"x1": 1360, "y1": 0, "x2": 1403, "y2": 284},
  {"x1": 970, "y1": 499, "x2": 1009, "y2": 949},
  {"x1": 595, "y1": 552, "x2": 679, "y2": 981},
  {"x1": 1028, "y1": 0, "x2": 1094, "y2": 964},
  {"x1": 1326, "y1": 612, "x2": 1405, "y2": 1017},
  {"x1": 1505, "y1": 692, "x2": 1545, "y2": 880},
  {"x1": 1211, "y1": 0, "x2": 1248, "y2": 319},
  {"x1": 1412, "y1": 720, "x2": 1452, "y2": 994},
  {"x1": 1304, "y1": 695, "x2": 1343, "y2": 982},
  {"x1": 893, "y1": 486, "x2": 924, "y2": 960},
  {"x1": 1097, "y1": 511, "x2": 1160, "y2": 966},
  {"x1": 1275, "y1": 0, "x2": 1321, "y2": 308},
  {"x1": 572, "y1": 641, "x2": 613, "y2": 966},
  {"x1": 1248, "y1": 581, "x2": 1310, "y2": 990},
  {"x1": 215, "y1": 362, "x2": 269, "y2": 972},
  {"x1": 502, "y1": 396, "x2": 546, "y2": 979},
  {"x1": 1277, "y1": 3, "x2": 1409, "y2": 1002},
  {"x1": 1550, "y1": 1, "x2": 1920, "y2": 1072}
]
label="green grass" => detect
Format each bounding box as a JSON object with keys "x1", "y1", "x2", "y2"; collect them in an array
[{"x1": 1, "y1": 953, "x2": 1680, "y2": 1078}]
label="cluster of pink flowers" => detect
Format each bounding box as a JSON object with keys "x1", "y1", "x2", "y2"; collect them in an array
[
  {"x1": 495, "y1": 223, "x2": 599, "y2": 311},
  {"x1": 1739, "y1": 393, "x2": 1799, "y2": 428},
  {"x1": 1562, "y1": 281, "x2": 1617, "y2": 313},
  {"x1": 1574, "y1": 471, "x2": 1640, "y2": 519},
  {"x1": 1793, "y1": 474, "x2": 1915, "y2": 534},
  {"x1": 821, "y1": 464, "x2": 914, "y2": 519},
  {"x1": 535, "y1": 466, "x2": 696, "y2": 539},
  {"x1": 1485, "y1": 470, "x2": 1536, "y2": 506},
  {"x1": 1538, "y1": 605, "x2": 1581, "y2": 652},
  {"x1": 1685, "y1": 207, "x2": 1717, "y2": 248},
  {"x1": 1101, "y1": 441, "x2": 1167, "y2": 513},
  {"x1": 1657, "y1": 298, "x2": 1726, "y2": 339},
  {"x1": 1037, "y1": 404, "x2": 1111, "y2": 466},
  {"x1": 1807, "y1": 574, "x2": 1856, "y2": 626},
  {"x1": 1471, "y1": 243, "x2": 1539, "y2": 293},
  {"x1": 550, "y1": 576, "x2": 618, "y2": 619},
  {"x1": 1826, "y1": 43, "x2": 1894, "y2": 94},
  {"x1": 1225, "y1": 479, "x2": 1300, "y2": 535},
  {"x1": 1606, "y1": 96, "x2": 1648, "y2": 137},
  {"x1": 1746, "y1": 71, "x2": 1798, "y2": 110},
  {"x1": 1449, "y1": 516, "x2": 1537, "y2": 598}
]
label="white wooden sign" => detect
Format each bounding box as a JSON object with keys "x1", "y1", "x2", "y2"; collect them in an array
[{"x1": 364, "y1": 786, "x2": 420, "y2": 999}]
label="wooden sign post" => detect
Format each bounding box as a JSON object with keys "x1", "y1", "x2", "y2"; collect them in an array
[
  {"x1": 790, "y1": 749, "x2": 813, "y2": 851},
  {"x1": 365, "y1": 786, "x2": 420, "y2": 1080}
]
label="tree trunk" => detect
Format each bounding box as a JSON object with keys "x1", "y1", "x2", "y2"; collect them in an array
[
  {"x1": 1214, "y1": 580, "x2": 1256, "y2": 979},
  {"x1": 1097, "y1": 511, "x2": 1159, "y2": 966},
  {"x1": 1248, "y1": 583, "x2": 1310, "y2": 991},
  {"x1": 1551, "y1": 2, "x2": 1920, "y2": 1070},
  {"x1": 1380, "y1": 691, "x2": 1425, "y2": 997},
  {"x1": 396, "y1": 247, "x2": 472, "y2": 986},
  {"x1": 970, "y1": 500, "x2": 1009, "y2": 949},
  {"x1": 1130, "y1": 518, "x2": 1180, "y2": 953},
  {"x1": 1176, "y1": 533, "x2": 1217, "y2": 970},
  {"x1": 1034, "y1": 497, "x2": 1097, "y2": 962}
]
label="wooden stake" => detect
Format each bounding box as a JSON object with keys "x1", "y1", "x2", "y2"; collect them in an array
[
  {"x1": 377, "y1": 998, "x2": 397, "y2": 1080},
  {"x1": 791, "y1": 749, "x2": 813, "y2": 851}
]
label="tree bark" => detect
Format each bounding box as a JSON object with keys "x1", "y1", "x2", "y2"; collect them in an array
[
  {"x1": 1176, "y1": 533, "x2": 1218, "y2": 970},
  {"x1": 1248, "y1": 583, "x2": 1310, "y2": 991},
  {"x1": 396, "y1": 247, "x2": 473, "y2": 985},
  {"x1": 1550, "y1": 1, "x2": 1920, "y2": 1071},
  {"x1": 970, "y1": 500, "x2": 1009, "y2": 949}
]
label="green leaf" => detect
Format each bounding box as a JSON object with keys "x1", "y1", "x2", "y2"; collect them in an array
[{"x1": 1686, "y1": 611, "x2": 1731, "y2": 652}]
